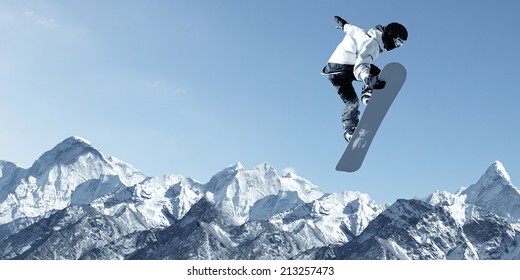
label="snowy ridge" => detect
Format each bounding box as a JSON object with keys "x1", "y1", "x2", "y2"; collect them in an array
[{"x1": 1, "y1": 137, "x2": 520, "y2": 259}]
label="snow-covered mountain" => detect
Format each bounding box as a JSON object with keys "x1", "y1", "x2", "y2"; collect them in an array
[
  {"x1": 301, "y1": 161, "x2": 520, "y2": 260},
  {"x1": 1, "y1": 137, "x2": 519, "y2": 259},
  {"x1": 0, "y1": 136, "x2": 146, "y2": 225},
  {"x1": 461, "y1": 161, "x2": 520, "y2": 224}
]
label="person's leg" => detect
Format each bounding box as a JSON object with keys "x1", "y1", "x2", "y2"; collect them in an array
[{"x1": 327, "y1": 71, "x2": 359, "y2": 141}]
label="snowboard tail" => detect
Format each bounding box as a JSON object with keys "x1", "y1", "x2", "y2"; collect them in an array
[{"x1": 336, "y1": 62, "x2": 407, "y2": 172}]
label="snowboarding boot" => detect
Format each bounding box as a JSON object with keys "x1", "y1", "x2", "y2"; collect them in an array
[
  {"x1": 361, "y1": 85, "x2": 372, "y2": 105},
  {"x1": 344, "y1": 127, "x2": 356, "y2": 142}
]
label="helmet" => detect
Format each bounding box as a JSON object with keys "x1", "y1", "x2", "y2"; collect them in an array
[{"x1": 383, "y1": 22, "x2": 408, "y2": 50}]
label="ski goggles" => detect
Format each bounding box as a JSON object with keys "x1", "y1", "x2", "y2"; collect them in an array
[{"x1": 394, "y1": 37, "x2": 405, "y2": 48}]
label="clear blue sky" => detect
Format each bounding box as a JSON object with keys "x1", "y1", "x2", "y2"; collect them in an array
[{"x1": 1, "y1": 0, "x2": 519, "y2": 204}]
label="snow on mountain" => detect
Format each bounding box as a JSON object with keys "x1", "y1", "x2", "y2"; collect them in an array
[
  {"x1": 0, "y1": 137, "x2": 146, "y2": 225},
  {"x1": 460, "y1": 161, "x2": 520, "y2": 224},
  {"x1": 28, "y1": 136, "x2": 144, "y2": 186},
  {"x1": 269, "y1": 191, "x2": 385, "y2": 247},
  {"x1": 249, "y1": 191, "x2": 304, "y2": 221},
  {"x1": 203, "y1": 162, "x2": 323, "y2": 225},
  {"x1": 1, "y1": 137, "x2": 520, "y2": 260},
  {"x1": 122, "y1": 192, "x2": 384, "y2": 260},
  {"x1": 0, "y1": 137, "x2": 207, "y2": 230},
  {"x1": 0, "y1": 137, "x2": 384, "y2": 259},
  {"x1": 425, "y1": 190, "x2": 468, "y2": 225},
  {"x1": 91, "y1": 174, "x2": 204, "y2": 228},
  {"x1": 425, "y1": 161, "x2": 520, "y2": 230},
  {"x1": 315, "y1": 161, "x2": 520, "y2": 260},
  {"x1": 0, "y1": 142, "x2": 326, "y2": 229},
  {"x1": 0, "y1": 204, "x2": 150, "y2": 260},
  {"x1": 321, "y1": 191, "x2": 384, "y2": 236},
  {"x1": 280, "y1": 171, "x2": 324, "y2": 202},
  {"x1": 330, "y1": 199, "x2": 462, "y2": 260}
]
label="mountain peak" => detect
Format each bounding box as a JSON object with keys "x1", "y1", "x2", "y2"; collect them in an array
[
  {"x1": 461, "y1": 161, "x2": 520, "y2": 223},
  {"x1": 468, "y1": 161, "x2": 514, "y2": 194},
  {"x1": 29, "y1": 136, "x2": 107, "y2": 175},
  {"x1": 41, "y1": 136, "x2": 94, "y2": 151},
  {"x1": 231, "y1": 162, "x2": 245, "y2": 171},
  {"x1": 67, "y1": 136, "x2": 92, "y2": 146},
  {"x1": 483, "y1": 161, "x2": 511, "y2": 184}
]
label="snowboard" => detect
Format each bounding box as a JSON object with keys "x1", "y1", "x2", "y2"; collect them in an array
[{"x1": 336, "y1": 62, "x2": 407, "y2": 172}]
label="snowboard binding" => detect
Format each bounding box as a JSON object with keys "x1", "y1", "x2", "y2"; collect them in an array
[
  {"x1": 344, "y1": 131, "x2": 354, "y2": 142},
  {"x1": 361, "y1": 86, "x2": 372, "y2": 105},
  {"x1": 344, "y1": 127, "x2": 356, "y2": 142}
]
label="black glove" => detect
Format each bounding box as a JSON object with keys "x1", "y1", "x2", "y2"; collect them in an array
[
  {"x1": 334, "y1": 16, "x2": 348, "y2": 29},
  {"x1": 365, "y1": 75, "x2": 386, "y2": 90}
]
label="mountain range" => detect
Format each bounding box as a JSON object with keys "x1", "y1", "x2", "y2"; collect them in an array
[{"x1": 0, "y1": 136, "x2": 519, "y2": 260}]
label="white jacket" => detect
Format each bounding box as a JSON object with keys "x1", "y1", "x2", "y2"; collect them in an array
[{"x1": 328, "y1": 24, "x2": 385, "y2": 83}]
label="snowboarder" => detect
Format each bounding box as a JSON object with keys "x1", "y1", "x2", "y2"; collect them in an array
[{"x1": 322, "y1": 16, "x2": 408, "y2": 141}]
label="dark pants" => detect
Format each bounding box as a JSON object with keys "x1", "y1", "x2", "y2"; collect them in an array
[{"x1": 323, "y1": 63, "x2": 381, "y2": 134}]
